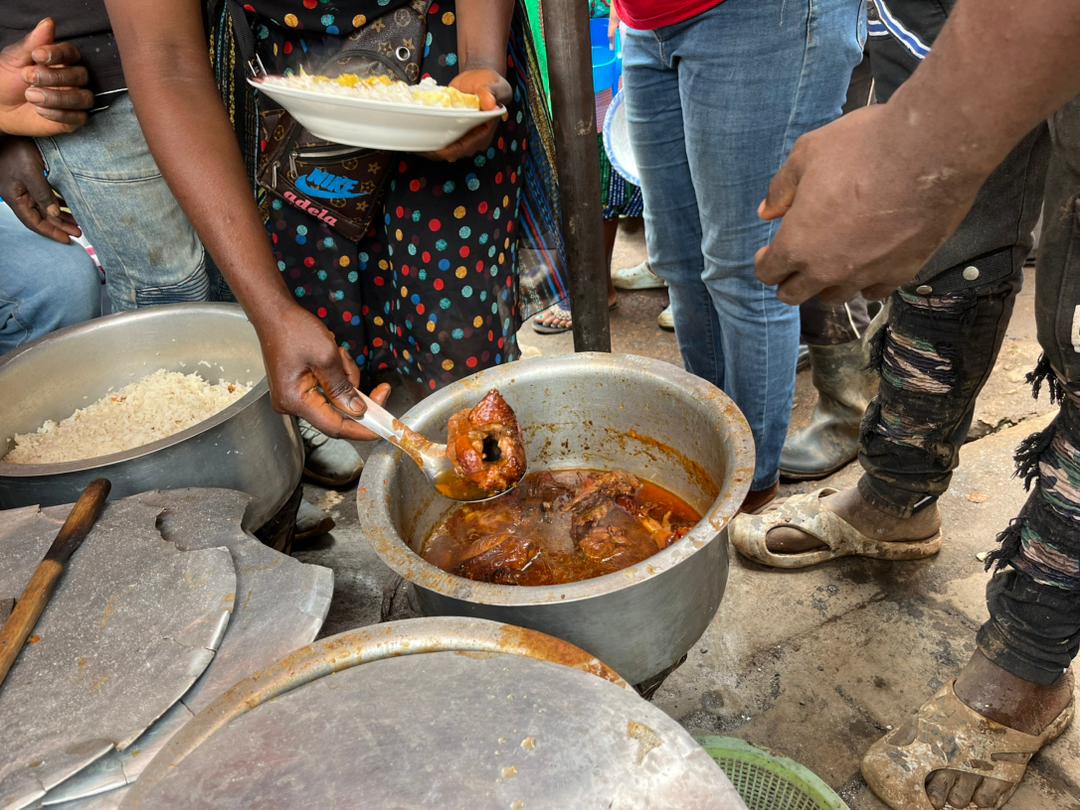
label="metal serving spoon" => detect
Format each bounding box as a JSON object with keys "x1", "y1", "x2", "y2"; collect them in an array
[{"x1": 347, "y1": 389, "x2": 519, "y2": 502}]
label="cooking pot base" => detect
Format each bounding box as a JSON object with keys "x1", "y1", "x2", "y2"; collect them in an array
[{"x1": 634, "y1": 654, "x2": 688, "y2": 699}]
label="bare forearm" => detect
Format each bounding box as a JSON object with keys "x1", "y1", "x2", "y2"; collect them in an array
[
  {"x1": 105, "y1": 0, "x2": 293, "y2": 334},
  {"x1": 888, "y1": 0, "x2": 1080, "y2": 180},
  {"x1": 456, "y1": 0, "x2": 514, "y2": 74}
]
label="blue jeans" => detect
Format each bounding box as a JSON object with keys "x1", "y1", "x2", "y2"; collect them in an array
[
  {"x1": 35, "y1": 94, "x2": 216, "y2": 312},
  {"x1": 622, "y1": 0, "x2": 865, "y2": 489},
  {"x1": 0, "y1": 203, "x2": 101, "y2": 355}
]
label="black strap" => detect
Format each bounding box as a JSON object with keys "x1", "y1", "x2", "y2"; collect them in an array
[{"x1": 227, "y1": 2, "x2": 258, "y2": 69}]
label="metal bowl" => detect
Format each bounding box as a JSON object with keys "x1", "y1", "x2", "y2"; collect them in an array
[
  {"x1": 0, "y1": 304, "x2": 302, "y2": 529},
  {"x1": 358, "y1": 353, "x2": 755, "y2": 684}
]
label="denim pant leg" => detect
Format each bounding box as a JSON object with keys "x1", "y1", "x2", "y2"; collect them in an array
[
  {"x1": 857, "y1": 0, "x2": 1051, "y2": 515},
  {"x1": 0, "y1": 203, "x2": 101, "y2": 355},
  {"x1": 622, "y1": 28, "x2": 724, "y2": 390},
  {"x1": 978, "y1": 96, "x2": 1080, "y2": 686},
  {"x1": 34, "y1": 94, "x2": 210, "y2": 313},
  {"x1": 624, "y1": 0, "x2": 864, "y2": 490}
]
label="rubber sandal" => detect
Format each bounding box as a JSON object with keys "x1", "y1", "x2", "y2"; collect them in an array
[
  {"x1": 531, "y1": 303, "x2": 574, "y2": 334},
  {"x1": 531, "y1": 300, "x2": 617, "y2": 335},
  {"x1": 728, "y1": 487, "x2": 942, "y2": 569},
  {"x1": 861, "y1": 680, "x2": 1075, "y2": 809}
]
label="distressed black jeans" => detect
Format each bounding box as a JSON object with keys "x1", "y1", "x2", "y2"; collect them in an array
[
  {"x1": 861, "y1": 0, "x2": 1080, "y2": 685},
  {"x1": 856, "y1": 129, "x2": 1049, "y2": 516},
  {"x1": 977, "y1": 101, "x2": 1080, "y2": 685}
]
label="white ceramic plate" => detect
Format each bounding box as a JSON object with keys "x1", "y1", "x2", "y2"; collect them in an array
[
  {"x1": 602, "y1": 89, "x2": 640, "y2": 187},
  {"x1": 249, "y1": 78, "x2": 505, "y2": 152}
]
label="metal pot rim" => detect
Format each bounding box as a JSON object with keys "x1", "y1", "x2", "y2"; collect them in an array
[
  {"x1": 0, "y1": 303, "x2": 270, "y2": 477},
  {"x1": 358, "y1": 352, "x2": 754, "y2": 606}
]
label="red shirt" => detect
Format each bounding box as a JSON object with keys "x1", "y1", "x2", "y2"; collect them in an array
[{"x1": 614, "y1": 0, "x2": 726, "y2": 30}]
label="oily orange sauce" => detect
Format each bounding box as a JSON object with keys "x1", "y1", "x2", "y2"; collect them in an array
[{"x1": 421, "y1": 469, "x2": 700, "y2": 586}]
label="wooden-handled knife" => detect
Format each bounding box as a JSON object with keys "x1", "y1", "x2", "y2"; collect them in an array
[{"x1": 0, "y1": 479, "x2": 111, "y2": 689}]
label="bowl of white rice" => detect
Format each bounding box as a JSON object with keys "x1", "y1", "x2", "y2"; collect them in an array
[{"x1": 0, "y1": 304, "x2": 302, "y2": 529}]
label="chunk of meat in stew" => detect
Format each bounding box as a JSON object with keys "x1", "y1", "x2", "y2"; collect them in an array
[
  {"x1": 454, "y1": 533, "x2": 540, "y2": 584},
  {"x1": 445, "y1": 389, "x2": 527, "y2": 495}
]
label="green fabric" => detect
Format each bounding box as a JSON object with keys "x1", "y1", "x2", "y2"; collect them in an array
[
  {"x1": 522, "y1": 0, "x2": 552, "y2": 103},
  {"x1": 599, "y1": 136, "x2": 612, "y2": 205}
]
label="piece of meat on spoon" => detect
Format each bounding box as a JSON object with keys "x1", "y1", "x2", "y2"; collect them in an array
[{"x1": 445, "y1": 389, "x2": 527, "y2": 496}]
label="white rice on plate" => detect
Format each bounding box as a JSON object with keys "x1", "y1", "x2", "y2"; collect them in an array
[
  {"x1": 3, "y1": 369, "x2": 252, "y2": 465},
  {"x1": 263, "y1": 72, "x2": 481, "y2": 110}
]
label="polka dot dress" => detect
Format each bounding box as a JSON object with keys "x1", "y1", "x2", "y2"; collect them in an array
[{"x1": 250, "y1": 1, "x2": 527, "y2": 392}]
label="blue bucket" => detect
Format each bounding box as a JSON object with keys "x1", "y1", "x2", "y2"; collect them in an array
[
  {"x1": 591, "y1": 46, "x2": 617, "y2": 94},
  {"x1": 590, "y1": 17, "x2": 621, "y2": 89},
  {"x1": 590, "y1": 17, "x2": 614, "y2": 49}
]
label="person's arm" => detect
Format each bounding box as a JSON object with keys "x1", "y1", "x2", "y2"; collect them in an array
[
  {"x1": 103, "y1": 0, "x2": 388, "y2": 438},
  {"x1": 755, "y1": 0, "x2": 1080, "y2": 305},
  {"x1": 427, "y1": 0, "x2": 515, "y2": 162},
  {"x1": 0, "y1": 19, "x2": 94, "y2": 136}
]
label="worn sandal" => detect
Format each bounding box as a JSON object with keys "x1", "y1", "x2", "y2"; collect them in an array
[
  {"x1": 531, "y1": 303, "x2": 574, "y2": 334},
  {"x1": 728, "y1": 487, "x2": 942, "y2": 569},
  {"x1": 862, "y1": 680, "x2": 1074, "y2": 809},
  {"x1": 531, "y1": 300, "x2": 618, "y2": 335}
]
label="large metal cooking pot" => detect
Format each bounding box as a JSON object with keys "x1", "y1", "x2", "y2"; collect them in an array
[
  {"x1": 0, "y1": 304, "x2": 301, "y2": 529},
  {"x1": 359, "y1": 353, "x2": 755, "y2": 684}
]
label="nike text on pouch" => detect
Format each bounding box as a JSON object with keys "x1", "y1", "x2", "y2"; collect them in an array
[{"x1": 295, "y1": 167, "x2": 367, "y2": 200}]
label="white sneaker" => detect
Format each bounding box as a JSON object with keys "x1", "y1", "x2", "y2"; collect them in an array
[
  {"x1": 657, "y1": 305, "x2": 674, "y2": 331},
  {"x1": 612, "y1": 260, "x2": 666, "y2": 290}
]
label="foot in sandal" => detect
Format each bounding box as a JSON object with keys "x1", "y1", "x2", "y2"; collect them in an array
[
  {"x1": 863, "y1": 651, "x2": 1074, "y2": 809},
  {"x1": 531, "y1": 302, "x2": 574, "y2": 335},
  {"x1": 730, "y1": 485, "x2": 942, "y2": 568},
  {"x1": 531, "y1": 295, "x2": 618, "y2": 335}
]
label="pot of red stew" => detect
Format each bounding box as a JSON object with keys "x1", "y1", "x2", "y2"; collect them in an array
[{"x1": 358, "y1": 353, "x2": 755, "y2": 684}]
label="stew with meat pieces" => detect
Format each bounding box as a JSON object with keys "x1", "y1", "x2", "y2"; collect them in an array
[{"x1": 422, "y1": 470, "x2": 700, "y2": 585}]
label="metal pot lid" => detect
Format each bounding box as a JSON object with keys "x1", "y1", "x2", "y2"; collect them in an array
[
  {"x1": 122, "y1": 618, "x2": 744, "y2": 809},
  {"x1": 0, "y1": 498, "x2": 236, "y2": 809},
  {"x1": 37, "y1": 489, "x2": 333, "y2": 807}
]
